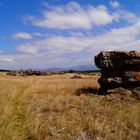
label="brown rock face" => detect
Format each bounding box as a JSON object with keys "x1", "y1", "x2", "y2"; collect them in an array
[
  {"x1": 94, "y1": 51, "x2": 140, "y2": 96},
  {"x1": 95, "y1": 51, "x2": 140, "y2": 70}
]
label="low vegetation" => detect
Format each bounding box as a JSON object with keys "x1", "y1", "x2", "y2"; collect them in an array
[{"x1": 0, "y1": 73, "x2": 139, "y2": 140}]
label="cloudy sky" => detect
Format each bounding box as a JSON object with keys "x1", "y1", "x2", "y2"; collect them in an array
[{"x1": 0, "y1": 0, "x2": 140, "y2": 69}]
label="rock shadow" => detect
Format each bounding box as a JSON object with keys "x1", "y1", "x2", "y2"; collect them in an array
[{"x1": 75, "y1": 87, "x2": 98, "y2": 96}]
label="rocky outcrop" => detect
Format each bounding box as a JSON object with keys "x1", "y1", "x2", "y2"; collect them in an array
[{"x1": 95, "y1": 51, "x2": 140, "y2": 96}]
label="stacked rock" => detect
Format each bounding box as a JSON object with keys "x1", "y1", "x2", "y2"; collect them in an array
[{"x1": 94, "y1": 51, "x2": 140, "y2": 94}]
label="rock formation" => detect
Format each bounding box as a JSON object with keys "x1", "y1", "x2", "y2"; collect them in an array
[{"x1": 95, "y1": 51, "x2": 140, "y2": 95}]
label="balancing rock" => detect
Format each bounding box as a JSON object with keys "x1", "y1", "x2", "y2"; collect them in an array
[{"x1": 95, "y1": 51, "x2": 140, "y2": 95}]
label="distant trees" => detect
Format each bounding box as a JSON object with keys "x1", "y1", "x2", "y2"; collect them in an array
[{"x1": 68, "y1": 70, "x2": 76, "y2": 73}]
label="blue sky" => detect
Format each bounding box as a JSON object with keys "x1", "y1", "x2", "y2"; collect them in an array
[{"x1": 0, "y1": 0, "x2": 140, "y2": 69}]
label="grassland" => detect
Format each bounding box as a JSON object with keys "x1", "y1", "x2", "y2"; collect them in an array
[{"x1": 0, "y1": 73, "x2": 139, "y2": 140}]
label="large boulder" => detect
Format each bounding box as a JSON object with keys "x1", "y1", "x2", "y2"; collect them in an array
[{"x1": 94, "y1": 51, "x2": 140, "y2": 95}]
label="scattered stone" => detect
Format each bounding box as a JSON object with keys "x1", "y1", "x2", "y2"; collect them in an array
[
  {"x1": 71, "y1": 75, "x2": 83, "y2": 79},
  {"x1": 7, "y1": 70, "x2": 46, "y2": 76}
]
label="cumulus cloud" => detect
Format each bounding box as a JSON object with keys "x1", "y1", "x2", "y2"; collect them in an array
[
  {"x1": 0, "y1": 54, "x2": 14, "y2": 69},
  {"x1": 17, "y1": 20, "x2": 140, "y2": 54},
  {"x1": 24, "y1": 1, "x2": 116, "y2": 29},
  {"x1": 32, "y1": 32, "x2": 42, "y2": 37},
  {"x1": 4, "y1": 19, "x2": 140, "y2": 69},
  {"x1": 110, "y1": 1, "x2": 120, "y2": 8},
  {"x1": 0, "y1": 51, "x2": 14, "y2": 64},
  {"x1": 12, "y1": 32, "x2": 43, "y2": 40},
  {"x1": 0, "y1": 57, "x2": 13, "y2": 62},
  {"x1": 13, "y1": 32, "x2": 32, "y2": 40},
  {"x1": 119, "y1": 10, "x2": 138, "y2": 23},
  {"x1": 10, "y1": 19, "x2": 139, "y2": 69},
  {"x1": 2, "y1": 1, "x2": 140, "y2": 69},
  {"x1": 17, "y1": 36, "x2": 86, "y2": 54}
]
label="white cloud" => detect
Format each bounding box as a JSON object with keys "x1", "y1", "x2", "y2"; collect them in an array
[
  {"x1": 17, "y1": 36, "x2": 87, "y2": 54},
  {"x1": 2, "y1": 1, "x2": 140, "y2": 69},
  {"x1": 0, "y1": 51, "x2": 14, "y2": 64},
  {"x1": 2, "y1": 19, "x2": 140, "y2": 69},
  {"x1": 112, "y1": 9, "x2": 138, "y2": 24},
  {"x1": 32, "y1": 32, "x2": 42, "y2": 37},
  {"x1": 0, "y1": 54, "x2": 14, "y2": 63},
  {"x1": 13, "y1": 32, "x2": 32, "y2": 40},
  {"x1": 12, "y1": 32, "x2": 43, "y2": 40},
  {"x1": 120, "y1": 10, "x2": 138, "y2": 23},
  {"x1": 0, "y1": 57, "x2": 13, "y2": 62},
  {"x1": 110, "y1": 1, "x2": 120, "y2": 8},
  {"x1": 17, "y1": 20, "x2": 140, "y2": 54},
  {"x1": 24, "y1": 1, "x2": 116, "y2": 30}
]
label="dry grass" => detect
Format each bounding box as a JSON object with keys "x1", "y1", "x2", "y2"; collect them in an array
[{"x1": 0, "y1": 73, "x2": 139, "y2": 140}]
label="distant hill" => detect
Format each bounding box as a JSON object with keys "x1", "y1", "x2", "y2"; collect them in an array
[
  {"x1": 65, "y1": 65, "x2": 98, "y2": 71},
  {"x1": 39, "y1": 65, "x2": 98, "y2": 72},
  {"x1": 0, "y1": 65, "x2": 98, "y2": 72}
]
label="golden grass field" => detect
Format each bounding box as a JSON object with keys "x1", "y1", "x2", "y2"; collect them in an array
[{"x1": 0, "y1": 73, "x2": 140, "y2": 140}]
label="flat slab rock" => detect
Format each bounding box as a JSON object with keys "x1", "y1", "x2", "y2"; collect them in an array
[{"x1": 95, "y1": 51, "x2": 140, "y2": 70}]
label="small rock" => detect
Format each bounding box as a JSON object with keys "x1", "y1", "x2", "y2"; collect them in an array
[{"x1": 71, "y1": 75, "x2": 83, "y2": 79}]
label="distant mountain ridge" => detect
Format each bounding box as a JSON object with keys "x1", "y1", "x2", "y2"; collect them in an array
[
  {"x1": 39, "y1": 65, "x2": 98, "y2": 72},
  {"x1": 0, "y1": 65, "x2": 98, "y2": 72}
]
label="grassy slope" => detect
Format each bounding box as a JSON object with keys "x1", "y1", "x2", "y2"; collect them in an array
[{"x1": 0, "y1": 73, "x2": 140, "y2": 140}]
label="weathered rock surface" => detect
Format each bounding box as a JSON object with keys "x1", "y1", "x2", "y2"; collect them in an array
[
  {"x1": 95, "y1": 51, "x2": 140, "y2": 97},
  {"x1": 95, "y1": 51, "x2": 140, "y2": 70}
]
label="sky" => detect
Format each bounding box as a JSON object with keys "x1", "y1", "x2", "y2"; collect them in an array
[{"x1": 0, "y1": 0, "x2": 140, "y2": 69}]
